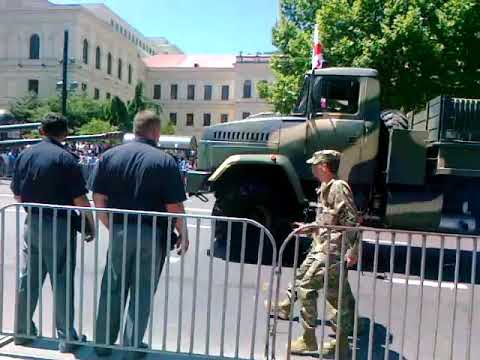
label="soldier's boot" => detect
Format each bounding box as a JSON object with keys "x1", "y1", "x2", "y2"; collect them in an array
[
  {"x1": 289, "y1": 329, "x2": 318, "y2": 355},
  {"x1": 321, "y1": 336, "x2": 349, "y2": 359},
  {"x1": 267, "y1": 298, "x2": 292, "y2": 320}
]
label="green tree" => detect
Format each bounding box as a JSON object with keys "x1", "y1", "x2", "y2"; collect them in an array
[
  {"x1": 161, "y1": 120, "x2": 176, "y2": 135},
  {"x1": 105, "y1": 96, "x2": 129, "y2": 130},
  {"x1": 66, "y1": 94, "x2": 106, "y2": 128},
  {"x1": 9, "y1": 93, "x2": 42, "y2": 121},
  {"x1": 78, "y1": 118, "x2": 118, "y2": 135},
  {"x1": 126, "y1": 82, "x2": 162, "y2": 128},
  {"x1": 9, "y1": 93, "x2": 106, "y2": 128},
  {"x1": 263, "y1": 0, "x2": 480, "y2": 113}
]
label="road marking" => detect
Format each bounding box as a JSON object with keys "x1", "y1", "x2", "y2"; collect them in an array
[
  {"x1": 169, "y1": 256, "x2": 181, "y2": 264},
  {"x1": 389, "y1": 277, "x2": 468, "y2": 290},
  {"x1": 363, "y1": 238, "x2": 408, "y2": 246},
  {"x1": 187, "y1": 224, "x2": 211, "y2": 229},
  {"x1": 185, "y1": 207, "x2": 211, "y2": 213}
]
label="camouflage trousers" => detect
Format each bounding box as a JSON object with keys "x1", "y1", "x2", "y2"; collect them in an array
[{"x1": 286, "y1": 251, "x2": 355, "y2": 335}]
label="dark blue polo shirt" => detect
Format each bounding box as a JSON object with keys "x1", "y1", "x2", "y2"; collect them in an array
[
  {"x1": 91, "y1": 138, "x2": 186, "y2": 223},
  {"x1": 11, "y1": 137, "x2": 87, "y2": 210}
]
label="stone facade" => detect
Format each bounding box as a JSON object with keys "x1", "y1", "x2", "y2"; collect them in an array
[{"x1": 0, "y1": 0, "x2": 275, "y2": 136}]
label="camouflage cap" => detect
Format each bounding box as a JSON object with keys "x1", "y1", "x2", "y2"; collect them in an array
[{"x1": 306, "y1": 149, "x2": 341, "y2": 165}]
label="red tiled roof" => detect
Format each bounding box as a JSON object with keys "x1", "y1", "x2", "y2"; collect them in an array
[{"x1": 143, "y1": 54, "x2": 237, "y2": 69}]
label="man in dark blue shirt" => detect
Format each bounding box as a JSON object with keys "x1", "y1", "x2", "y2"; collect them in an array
[
  {"x1": 91, "y1": 110, "x2": 187, "y2": 358},
  {"x1": 11, "y1": 113, "x2": 94, "y2": 352}
]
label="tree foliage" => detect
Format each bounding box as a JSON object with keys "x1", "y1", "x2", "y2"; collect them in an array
[
  {"x1": 9, "y1": 93, "x2": 106, "y2": 129},
  {"x1": 104, "y1": 96, "x2": 129, "y2": 131},
  {"x1": 263, "y1": 0, "x2": 480, "y2": 113},
  {"x1": 78, "y1": 118, "x2": 118, "y2": 135}
]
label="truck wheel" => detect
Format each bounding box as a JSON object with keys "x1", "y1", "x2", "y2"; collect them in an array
[
  {"x1": 211, "y1": 196, "x2": 279, "y2": 264},
  {"x1": 211, "y1": 189, "x2": 302, "y2": 265},
  {"x1": 381, "y1": 109, "x2": 409, "y2": 129}
]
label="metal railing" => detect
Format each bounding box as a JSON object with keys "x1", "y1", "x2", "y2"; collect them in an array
[
  {"x1": 0, "y1": 203, "x2": 277, "y2": 359},
  {"x1": 269, "y1": 224, "x2": 479, "y2": 360}
]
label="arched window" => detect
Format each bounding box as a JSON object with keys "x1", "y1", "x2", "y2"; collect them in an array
[
  {"x1": 107, "y1": 53, "x2": 112, "y2": 75},
  {"x1": 95, "y1": 46, "x2": 101, "y2": 70},
  {"x1": 118, "y1": 58, "x2": 122, "y2": 80},
  {"x1": 128, "y1": 64, "x2": 132, "y2": 84},
  {"x1": 82, "y1": 39, "x2": 89, "y2": 64},
  {"x1": 29, "y1": 34, "x2": 40, "y2": 60}
]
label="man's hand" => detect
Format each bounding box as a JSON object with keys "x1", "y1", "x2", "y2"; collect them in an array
[
  {"x1": 74, "y1": 194, "x2": 96, "y2": 242},
  {"x1": 166, "y1": 202, "x2": 188, "y2": 255},
  {"x1": 175, "y1": 233, "x2": 189, "y2": 255},
  {"x1": 345, "y1": 253, "x2": 358, "y2": 267},
  {"x1": 293, "y1": 222, "x2": 316, "y2": 235}
]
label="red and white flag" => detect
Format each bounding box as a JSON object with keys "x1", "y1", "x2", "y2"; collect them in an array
[{"x1": 312, "y1": 24, "x2": 324, "y2": 70}]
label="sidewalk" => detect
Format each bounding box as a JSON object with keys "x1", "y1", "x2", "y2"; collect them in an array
[{"x1": 0, "y1": 337, "x2": 209, "y2": 360}]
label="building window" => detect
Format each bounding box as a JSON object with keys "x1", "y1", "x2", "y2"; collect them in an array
[
  {"x1": 203, "y1": 113, "x2": 211, "y2": 126},
  {"x1": 128, "y1": 64, "x2": 132, "y2": 84},
  {"x1": 82, "y1": 39, "x2": 89, "y2": 65},
  {"x1": 220, "y1": 113, "x2": 228, "y2": 123},
  {"x1": 81, "y1": 83, "x2": 87, "y2": 92},
  {"x1": 106, "y1": 92, "x2": 111, "y2": 100},
  {"x1": 153, "y1": 84, "x2": 161, "y2": 100},
  {"x1": 95, "y1": 46, "x2": 101, "y2": 70},
  {"x1": 186, "y1": 113, "x2": 194, "y2": 126},
  {"x1": 187, "y1": 85, "x2": 195, "y2": 100},
  {"x1": 170, "y1": 84, "x2": 178, "y2": 100},
  {"x1": 242, "y1": 112, "x2": 251, "y2": 119},
  {"x1": 107, "y1": 53, "x2": 112, "y2": 75},
  {"x1": 29, "y1": 34, "x2": 40, "y2": 60},
  {"x1": 204, "y1": 85, "x2": 212, "y2": 101},
  {"x1": 28, "y1": 79, "x2": 39, "y2": 95},
  {"x1": 243, "y1": 80, "x2": 252, "y2": 98},
  {"x1": 118, "y1": 58, "x2": 122, "y2": 80},
  {"x1": 169, "y1": 112, "x2": 177, "y2": 125},
  {"x1": 221, "y1": 85, "x2": 229, "y2": 100},
  {"x1": 94, "y1": 88, "x2": 100, "y2": 99}
]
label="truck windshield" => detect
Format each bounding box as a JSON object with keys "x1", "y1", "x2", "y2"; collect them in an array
[
  {"x1": 312, "y1": 77, "x2": 360, "y2": 114},
  {"x1": 292, "y1": 76, "x2": 310, "y2": 115}
]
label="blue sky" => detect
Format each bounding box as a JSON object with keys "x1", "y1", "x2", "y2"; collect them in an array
[{"x1": 51, "y1": 0, "x2": 279, "y2": 54}]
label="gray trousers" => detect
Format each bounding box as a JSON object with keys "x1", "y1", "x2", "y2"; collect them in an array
[
  {"x1": 95, "y1": 222, "x2": 166, "y2": 347},
  {"x1": 15, "y1": 215, "x2": 77, "y2": 339}
]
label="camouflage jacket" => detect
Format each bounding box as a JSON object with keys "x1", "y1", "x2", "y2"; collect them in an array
[{"x1": 311, "y1": 178, "x2": 359, "y2": 258}]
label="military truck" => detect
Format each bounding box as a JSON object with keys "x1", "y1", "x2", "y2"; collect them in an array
[{"x1": 187, "y1": 67, "x2": 480, "y2": 256}]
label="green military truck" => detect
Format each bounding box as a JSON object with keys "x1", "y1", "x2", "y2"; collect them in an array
[{"x1": 187, "y1": 67, "x2": 480, "y2": 256}]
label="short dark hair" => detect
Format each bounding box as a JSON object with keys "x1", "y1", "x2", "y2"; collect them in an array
[
  {"x1": 133, "y1": 110, "x2": 161, "y2": 136},
  {"x1": 41, "y1": 113, "x2": 68, "y2": 137}
]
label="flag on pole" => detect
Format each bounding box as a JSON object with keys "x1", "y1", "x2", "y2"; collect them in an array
[{"x1": 311, "y1": 24, "x2": 324, "y2": 70}]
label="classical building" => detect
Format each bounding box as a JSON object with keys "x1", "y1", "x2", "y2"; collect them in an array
[
  {"x1": 144, "y1": 54, "x2": 274, "y2": 136},
  {"x1": 0, "y1": 0, "x2": 274, "y2": 136}
]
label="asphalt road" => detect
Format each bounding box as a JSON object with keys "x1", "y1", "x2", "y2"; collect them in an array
[{"x1": 0, "y1": 180, "x2": 478, "y2": 360}]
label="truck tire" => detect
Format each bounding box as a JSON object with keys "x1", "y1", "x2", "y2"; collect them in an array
[
  {"x1": 211, "y1": 181, "x2": 304, "y2": 265},
  {"x1": 381, "y1": 109, "x2": 409, "y2": 129},
  {"x1": 211, "y1": 197, "x2": 276, "y2": 264}
]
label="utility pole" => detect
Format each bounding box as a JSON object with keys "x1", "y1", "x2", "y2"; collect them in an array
[{"x1": 61, "y1": 30, "x2": 69, "y2": 116}]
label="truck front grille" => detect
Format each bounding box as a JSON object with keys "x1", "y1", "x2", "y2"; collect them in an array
[{"x1": 212, "y1": 131, "x2": 270, "y2": 142}]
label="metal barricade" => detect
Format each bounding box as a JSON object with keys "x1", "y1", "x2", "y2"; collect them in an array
[
  {"x1": 0, "y1": 203, "x2": 277, "y2": 359},
  {"x1": 269, "y1": 224, "x2": 480, "y2": 360}
]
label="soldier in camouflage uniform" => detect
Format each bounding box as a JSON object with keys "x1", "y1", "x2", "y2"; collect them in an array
[{"x1": 273, "y1": 150, "x2": 359, "y2": 357}]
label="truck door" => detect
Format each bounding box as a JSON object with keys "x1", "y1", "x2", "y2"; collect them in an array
[{"x1": 306, "y1": 76, "x2": 378, "y2": 185}]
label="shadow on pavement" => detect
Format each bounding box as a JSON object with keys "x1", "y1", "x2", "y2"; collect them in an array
[{"x1": 353, "y1": 318, "x2": 406, "y2": 360}]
